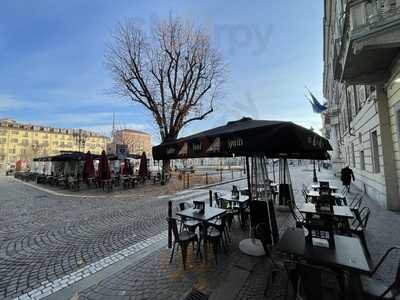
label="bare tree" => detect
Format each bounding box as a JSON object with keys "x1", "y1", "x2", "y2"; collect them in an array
[{"x1": 106, "y1": 17, "x2": 226, "y2": 170}]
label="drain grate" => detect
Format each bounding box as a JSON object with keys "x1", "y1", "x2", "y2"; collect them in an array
[{"x1": 183, "y1": 289, "x2": 209, "y2": 300}]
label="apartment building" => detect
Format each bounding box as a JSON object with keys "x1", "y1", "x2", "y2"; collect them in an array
[
  {"x1": 112, "y1": 129, "x2": 152, "y2": 157},
  {"x1": 0, "y1": 119, "x2": 110, "y2": 174},
  {"x1": 323, "y1": 0, "x2": 400, "y2": 209}
]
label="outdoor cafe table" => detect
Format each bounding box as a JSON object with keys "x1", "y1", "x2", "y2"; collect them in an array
[
  {"x1": 311, "y1": 183, "x2": 340, "y2": 191},
  {"x1": 176, "y1": 207, "x2": 226, "y2": 259},
  {"x1": 306, "y1": 190, "x2": 347, "y2": 204},
  {"x1": 300, "y1": 203, "x2": 354, "y2": 219},
  {"x1": 277, "y1": 228, "x2": 370, "y2": 299},
  {"x1": 277, "y1": 228, "x2": 370, "y2": 273}
]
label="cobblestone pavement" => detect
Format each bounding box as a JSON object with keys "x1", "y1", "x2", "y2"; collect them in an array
[
  {"x1": 0, "y1": 176, "x2": 218, "y2": 300},
  {"x1": 78, "y1": 165, "x2": 400, "y2": 299}
]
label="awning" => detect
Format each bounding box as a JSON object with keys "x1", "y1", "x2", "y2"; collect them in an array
[{"x1": 152, "y1": 117, "x2": 332, "y2": 160}]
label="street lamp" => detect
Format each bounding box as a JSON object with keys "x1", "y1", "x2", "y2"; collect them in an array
[{"x1": 73, "y1": 129, "x2": 88, "y2": 152}]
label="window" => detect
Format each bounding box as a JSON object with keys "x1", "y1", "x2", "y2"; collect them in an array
[
  {"x1": 360, "y1": 151, "x2": 365, "y2": 170},
  {"x1": 351, "y1": 143, "x2": 356, "y2": 168},
  {"x1": 371, "y1": 130, "x2": 380, "y2": 173}
]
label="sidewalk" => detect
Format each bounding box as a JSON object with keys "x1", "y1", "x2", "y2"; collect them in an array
[{"x1": 46, "y1": 166, "x2": 400, "y2": 299}]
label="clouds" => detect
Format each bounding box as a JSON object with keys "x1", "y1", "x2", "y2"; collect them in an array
[
  {"x1": 0, "y1": 95, "x2": 34, "y2": 111},
  {"x1": 0, "y1": 1, "x2": 325, "y2": 141}
]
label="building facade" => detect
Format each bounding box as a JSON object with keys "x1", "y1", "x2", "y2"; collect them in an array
[
  {"x1": 0, "y1": 119, "x2": 110, "y2": 174},
  {"x1": 323, "y1": 0, "x2": 400, "y2": 209},
  {"x1": 112, "y1": 129, "x2": 152, "y2": 157}
]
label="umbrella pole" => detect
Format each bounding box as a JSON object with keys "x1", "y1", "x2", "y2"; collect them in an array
[{"x1": 246, "y1": 156, "x2": 252, "y2": 201}]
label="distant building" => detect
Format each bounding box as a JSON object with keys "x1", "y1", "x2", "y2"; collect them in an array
[
  {"x1": 112, "y1": 129, "x2": 152, "y2": 157},
  {"x1": 323, "y1": 0, "x2": 400, "y2": 209},
  {"x1": 0, "y1": 119, "x2": 110, "y2": 174}
]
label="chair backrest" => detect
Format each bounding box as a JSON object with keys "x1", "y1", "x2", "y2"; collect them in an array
[
  {"x1": 295, "y1": 262, "x2": 336, "y2": 300},
  {"x1": 179, "y1": 202, "x2": 186, "y2": 211},
  {"x1": 316, "y1": 194, "x2": 334, "y2": 212},
  {"x1": 167, "y1": 217, "x2": 180, "y2": 242},
  {"x1": 319, "y1": 181, "x2": 330, "y2": 188},
  {"x1": 349, "y1": 194, "x2": 363, "y2": 209},
  {"x1": 359, "y1": 206, "x2": 371, "y2": 229},
  {"x1": 214, "y1": 192, "x2": 221, "y2": 208},
  {"x1": 370, "y1": 246, "x2": 400, "y2": 298},
  {"x1": 304, "y1": 220, "x2": 335, "y2": 248},
  {"x1": 193, "y1": 201, "x2": 205, "y2": 210},
  {"x1": 220, "y1": 199, "x2": 230, "y2": 209}
]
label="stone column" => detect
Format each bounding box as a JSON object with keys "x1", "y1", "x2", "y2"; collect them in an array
[{"x1": 376, "y1": 84, "x2": 400, "y2": 210}]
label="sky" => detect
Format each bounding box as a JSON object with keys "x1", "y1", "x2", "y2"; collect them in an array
[{"x1": 0, "y1": 1, "x2": 325, "y2": 144}]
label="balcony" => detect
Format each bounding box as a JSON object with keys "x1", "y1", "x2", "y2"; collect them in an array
[{"x1": 335, "y1": 0, "x2": 400, "y2": 84}]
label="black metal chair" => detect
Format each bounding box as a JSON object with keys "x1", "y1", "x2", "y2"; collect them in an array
[
  {"x1": 206, "y1": 213, "x2": 230, "y2": 264},
  {"x1": 302, "y1": 184, "x2": 309, "y2": 202},
  {"x1": 304, "y1": 219, "x2": 335, "y2": 249},
  {"x1": 167, "y1": 217, "x2": 200, "y2": 269},
  {"x1": 360, "y1": 246, "x2": 400, "y2": 299},
  {"x1": 292, "y1": 262, "x2": 341, "y2": 300},
  {"x1": 193, "y1": 200, "x2": 205, "y2": 210},
  {"x1": 316, "y1": 194, "x2": 335, "y2": 212},
  {"x1": 351, "y1": 206, "x2": 371, "y2": 258},
  {"x1": 255, "y1": 223, "x2": 294, "y2": 297},
  {"x1": 289, "y1": 200, "x2": 306, "y2": 228},
  {"x1": 349, "y1": 193, "x2": 363, "y2": 211},
  {"x1": 178, "y1": 202, "x2": 201, "y2": 233}
]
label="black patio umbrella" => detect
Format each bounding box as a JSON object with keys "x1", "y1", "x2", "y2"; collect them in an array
[
  {"x1": 154, "y1": 117, "x2": 332, "y2": 252},
  {"x1": 152, "y1": 117, "x2": 331, "y2": 160}
]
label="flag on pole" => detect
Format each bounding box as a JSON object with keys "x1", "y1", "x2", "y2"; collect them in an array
[{"x1": 305, "y1": 87, "x2": 327, "y2": 113}]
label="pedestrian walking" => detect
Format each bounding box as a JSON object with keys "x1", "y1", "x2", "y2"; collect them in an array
[{"x1": 341, "y1": 165, "x2": 355, "y2": 192}]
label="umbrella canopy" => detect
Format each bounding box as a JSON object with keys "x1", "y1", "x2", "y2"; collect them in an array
[
  {"x1": 98, "y1": 150, "x2": 111, "y2": 180},
  {"x1": 33, "y1": 152, "x2": 120, "y2": 162},
  {"x1": 138, "y1": 152, "x2": 148, "y2": 177},
  {"x1": 83, "y1": 151, "x2": 95, "y2": 180},
  {"x1": 152, "y1": 117, "x2": 332, "y2": 160}
]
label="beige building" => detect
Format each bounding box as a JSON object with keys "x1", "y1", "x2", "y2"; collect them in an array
[
  {"x1": 113, "y1": 129, "x2": 152, "y2": 157},
  {"x1": 0, "y1": 118, "x2": 110, "y2": 174},
  {"x1": 323, "y1": 0, "x2": 400, "y2": 209}
]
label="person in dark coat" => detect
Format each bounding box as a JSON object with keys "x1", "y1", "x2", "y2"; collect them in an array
[{"x1": 341, "y1": 166, "x2": 355, "y2": 192}]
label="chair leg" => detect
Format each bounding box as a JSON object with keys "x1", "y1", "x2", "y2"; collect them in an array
[
  {"x1": 212, "y1": 240, "x2": 218, "y2": 265},
  {"x1": 169, "y1": 243, "x2": 176, "y2": 264},
  {"x1": 358, "y1": 231, "x2": 371, "y2": 258},
  {"x1": 182, "y1": 242, "x2": 188, "y2": 269}
]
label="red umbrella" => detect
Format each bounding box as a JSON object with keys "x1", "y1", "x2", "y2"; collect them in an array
[
  {"x1": 98, "y1": 150, "x2": 111, "y2": 180},
  {"x1": 83, "y1": 151, "x2": 95, "y2": 180},
  {"x1": 138, "y1": 152, "x2": 148, "y2": 178}
]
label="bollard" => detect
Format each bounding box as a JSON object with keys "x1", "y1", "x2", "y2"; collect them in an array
[
  {"x1": 209, "y1": 190, "x2": 213, "y2": 207},
  {"x1": 168, "y1": 200, "x2": 172, "y2": 248},
  {"x1": 220, "y1": 170, "x2": 222, "y2": 182},
  {"x1": 205, "y1": 172, "x2": 208, "y2": 185},
  {"x1": 231, "y1": 169, "x2": 234, "y2": 179}
]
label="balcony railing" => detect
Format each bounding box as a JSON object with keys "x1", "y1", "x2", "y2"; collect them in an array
[{"x1": 349, "y1": 0, "x2": 400, "y2": 32}]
